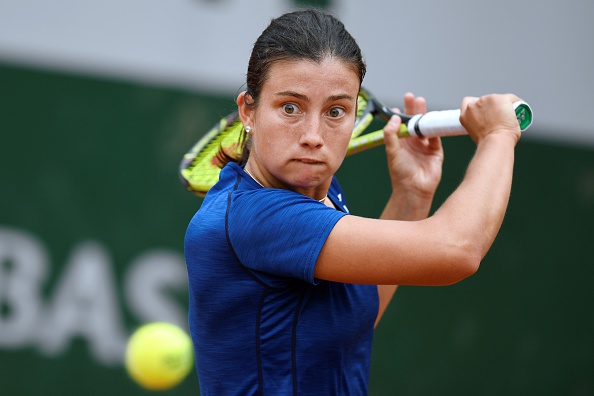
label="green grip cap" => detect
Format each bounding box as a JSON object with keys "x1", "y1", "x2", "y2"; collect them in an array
[{"x1": 514, "y1": 101, "x2": 533, "y2": 131}]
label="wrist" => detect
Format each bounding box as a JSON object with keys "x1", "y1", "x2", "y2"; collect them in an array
[
  {"x1": 382, "y1": 189, "x2": 435, "y2": 221},
  {"x1": 476, "y1": 129, "x2": 520, "y2": 147}
]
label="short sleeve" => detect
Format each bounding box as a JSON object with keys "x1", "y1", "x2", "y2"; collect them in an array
[{"x1": 227, "y1": 189, "x2": 346, "y2": 283}]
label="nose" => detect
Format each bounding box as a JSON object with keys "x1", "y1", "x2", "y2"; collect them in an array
[{"x1": 298, "y1": 117, "x2": 324, "y2": 149}]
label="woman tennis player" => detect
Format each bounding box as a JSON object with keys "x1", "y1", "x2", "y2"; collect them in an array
[{"x1": 184, "y1": 8, "x2": 523, "y2": 395}]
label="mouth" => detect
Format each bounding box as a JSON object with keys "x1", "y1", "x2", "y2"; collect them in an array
[{"x1": 294, "y1": 157, "x2": 325, "y2": 165}]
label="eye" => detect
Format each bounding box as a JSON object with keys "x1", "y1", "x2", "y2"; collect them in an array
[
  {"x1": 282, "y1": 103, "x2": 298, "y2": 114},
  {"x1": 327, "y1": 107, "x2": 345, "y2": 118}
]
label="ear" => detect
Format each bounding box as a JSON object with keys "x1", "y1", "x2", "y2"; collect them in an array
[{"x1": 236, "y1": 91, "x2": 255, "y2": 128}]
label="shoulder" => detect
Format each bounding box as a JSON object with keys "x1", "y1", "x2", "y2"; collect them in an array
[
  {"x1": 230, "y1": 187, "x2": 338, "y2": 225},
  {"x1": 227, "y1": 189, "x2": 347, "y2": 282}
]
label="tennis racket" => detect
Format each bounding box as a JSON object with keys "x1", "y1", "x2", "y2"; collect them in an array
[{"x1": 179, "y1": 87, "x2": 533, "y2": 196}]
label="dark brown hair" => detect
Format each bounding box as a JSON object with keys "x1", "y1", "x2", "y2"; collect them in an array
[{"x1": 219, "y1": 8, "x2": 366, "y2": 166}]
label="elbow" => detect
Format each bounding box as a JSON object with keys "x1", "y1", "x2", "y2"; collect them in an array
[
  {"x1": 453, "y1": 250, "x2": 481, "y2": 282},
  {"x1": 439, "y1": 242, "x2": 483, "y2": 285}
]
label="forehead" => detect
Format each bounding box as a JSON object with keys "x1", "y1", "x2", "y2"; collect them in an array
[{"x1": 263, "y1": 58, "x2": 360, "y2": 97}]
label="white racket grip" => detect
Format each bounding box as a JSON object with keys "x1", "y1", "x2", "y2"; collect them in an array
[
  {"x1": 407, "y1": 101, "x2": 533, "y2": 138},
  {"x1": 406, "y1": 110, "x2": 465, "y2": 138}
]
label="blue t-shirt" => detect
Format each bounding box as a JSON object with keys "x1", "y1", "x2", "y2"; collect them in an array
[{"x1": 185, "y1": 163, "x2": 379, "y2": 395}]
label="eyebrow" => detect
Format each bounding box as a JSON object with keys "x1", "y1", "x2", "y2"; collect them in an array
[{"x1": 275, "y1": 90, "x2": 355, "y2": 102}]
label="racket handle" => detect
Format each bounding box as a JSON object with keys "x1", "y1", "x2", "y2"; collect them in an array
[{"x1": 404, "y1": 101, "x2": 533, "y2": 138}]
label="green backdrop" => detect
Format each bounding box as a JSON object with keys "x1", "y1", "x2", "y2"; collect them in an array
[{"x1": 1, "y1": 63, "x2": 593, "y2": 395}]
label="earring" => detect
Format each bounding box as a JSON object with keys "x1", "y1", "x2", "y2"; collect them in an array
[{"x1": 245, "y1": 126, "x2": 252, "y2": 134}]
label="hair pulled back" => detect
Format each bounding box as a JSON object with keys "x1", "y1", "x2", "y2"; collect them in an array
[{"x1": 221, "y1": 8, "x2": 366, "y2": 166}]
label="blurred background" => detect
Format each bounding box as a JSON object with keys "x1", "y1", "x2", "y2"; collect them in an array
[{"x1": 1, "y1": 0, "x2": 592, "y2": 395}]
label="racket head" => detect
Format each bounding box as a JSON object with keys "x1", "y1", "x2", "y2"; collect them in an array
[
  {"x1": 179, "y1": 112, "x2": 244, "y2": 196},
  {"x1": 353, "y1": 88, "x2": 391, "y2": 136},
  {"x1": 347, "y1": 88, "x2": 412, "y2": 155}
]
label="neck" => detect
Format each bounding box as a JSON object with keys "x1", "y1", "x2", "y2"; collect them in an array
[{"x1": 243, "y1": 166, "x2": 328, "y2": 203}]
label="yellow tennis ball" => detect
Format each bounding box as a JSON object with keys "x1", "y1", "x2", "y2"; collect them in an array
[{"x1": 125, "y1": 322, "x2": 194, "y2": 390}]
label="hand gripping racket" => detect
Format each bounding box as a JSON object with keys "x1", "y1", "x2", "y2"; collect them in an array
[{"x1": 179, "y1": 87, "x2": 533, "y2": 196}]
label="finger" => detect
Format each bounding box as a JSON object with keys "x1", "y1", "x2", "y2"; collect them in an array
[
  {"x1": 502, "y1": 93, "x2": 522, "y2": 104},
  {"x1": 383, "y1": 115, "x2": 402, "y2": 151},
  {"x1": 460, "y1": 96, "x2": 479, "y2": 113},
  {"x1": 426, "y1": 135, "x2": 443, "y2": 151},
  {"x1": 404, "y1": 92, "x2": 427, "y2": 115},
  {"x1": 414, "y1": 96, "x2": 427, "y2": 114},
  {"x1": 403, "y1": 92, "x2": 415, "y2": 115}
]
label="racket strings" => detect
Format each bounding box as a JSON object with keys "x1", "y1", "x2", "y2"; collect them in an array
[
  {"x1": 347, "y1": 91, "x2": 391, "y2": 156},
  {"x1": 181, "y1": 117, "x2": 243, "y2": 193},
  {"x1": 356, "y1": 94, "x2": 367, "y2": 120},
  {"x1": 352, "y1": 95, "x2": 371, "y2": 139}
]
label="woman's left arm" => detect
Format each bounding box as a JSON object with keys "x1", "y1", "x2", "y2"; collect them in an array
[{"x1": 375, "y1": 93, "x2": 444, "y2": 327}]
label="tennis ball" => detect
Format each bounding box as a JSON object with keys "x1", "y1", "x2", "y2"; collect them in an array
[{"x1": 125, "y1": 322, "x2": 194, "y2": 390}]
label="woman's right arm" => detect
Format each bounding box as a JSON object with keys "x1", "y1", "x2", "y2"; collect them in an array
[{"x1": 314, "y1": 94, "x2": 522, "y2": 286}]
